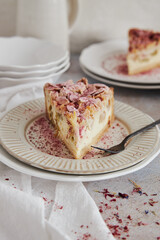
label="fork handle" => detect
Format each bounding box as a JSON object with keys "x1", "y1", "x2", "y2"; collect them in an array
[{"x1": 124, "y1": 118, "x2": 160, "y2": 144}]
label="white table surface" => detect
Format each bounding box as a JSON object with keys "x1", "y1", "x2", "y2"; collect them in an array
[{"x1": 1, "y1": 54, "x2": 160, "y2": 240}]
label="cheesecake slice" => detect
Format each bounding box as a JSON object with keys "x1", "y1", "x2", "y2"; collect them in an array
[
  {"x1": 127, "y1": 28, "x2": 160, "y2": 75},
  {"x1": 44, "y1": 78, "x2": 114, "y2": 159}
]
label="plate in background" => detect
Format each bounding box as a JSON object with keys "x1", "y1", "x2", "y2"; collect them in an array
[
  {"x1": 80, "y1": 63, "x2": 160, "y2": 90},
  {"x1": 80, "y1": 39, "x2": 160, "y2": 84}
]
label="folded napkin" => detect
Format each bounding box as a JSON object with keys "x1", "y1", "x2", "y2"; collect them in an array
[
  {"x1": 0, "y1": 82, "x2": 115, "y2": 240},
  {"x1": 0, "y1": 181, "x2": 68, "y2": 240}
]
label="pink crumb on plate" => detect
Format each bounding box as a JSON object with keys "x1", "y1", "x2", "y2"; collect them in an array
[{"x1": 26, "y1": 115, "x2": 128, "y2": 159}]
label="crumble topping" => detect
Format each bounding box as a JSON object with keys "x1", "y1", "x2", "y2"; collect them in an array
[
  {"x1": 128, "y1": 28, "x2": 160, "y2": 52},
  {"x1": 44, "y1": 78, "x2": 112, "y2": 120}
]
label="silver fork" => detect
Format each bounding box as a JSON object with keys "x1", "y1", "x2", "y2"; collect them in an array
[{"x1": 91, "y1": 119, "x2": 160, "y2": 154}]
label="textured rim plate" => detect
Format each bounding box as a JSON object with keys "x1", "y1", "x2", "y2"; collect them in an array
[
  {"x1": 80, "y1": 39, "x2": 160, "y2": 84},
  {"x1": 0, "y1": 98, "x2": 159, "y2": 175},
  {"x1": 80, "y1": 63, "x2": 160, "y2": 90},
  {"x1": 0, "y1": 134, "x2": 160, "y2": 182}
]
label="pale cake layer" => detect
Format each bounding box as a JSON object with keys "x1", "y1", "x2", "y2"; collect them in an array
[
  {"x1": 65, "y1": 94, "x2": 114, "y2": 159},
  {"x1": 127, "y1": 43, "x2": 160, "y2": 75},
  {"x1": 72, "y1": 109, "x2": 114, "y2": 159}
]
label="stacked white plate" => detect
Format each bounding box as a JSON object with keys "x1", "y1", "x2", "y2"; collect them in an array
[
  {"x1": 80, "y1": 40, "x2": 160, "y2": 89},
  {"x1": 0, "y1": 37, "x2": 70, "y2": 88}
]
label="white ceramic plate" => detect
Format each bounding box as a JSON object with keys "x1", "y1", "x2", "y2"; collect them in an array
[
  {"x1": 0, "y1": 56, "x2": 69, "y2": 78},
  {"x1": 0, "y1": 37, "x2": 68, "y2": 71},
  {"x1": 80, "y1": 63, "x2": 160, "y2": 90},
  {"x1": 0, "y1": 62, "x2": 70, "y2": 88},
  {"x1": 0, "y1": 98, "x2": 159, "y2": 175},
  {"x1": 0, "y1": 135, "x2": 159, "y2": 182},
  {"x1": 80, "y1": 40, "x2": 160, "y2": 84}
]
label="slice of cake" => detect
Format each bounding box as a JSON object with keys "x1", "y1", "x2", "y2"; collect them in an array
[
  {"x1": 127, "y1": 28, "x2": 160, "y2": 75},
  {"x1": 44, "y1": 78, "x2": 114, "y2": 159}
]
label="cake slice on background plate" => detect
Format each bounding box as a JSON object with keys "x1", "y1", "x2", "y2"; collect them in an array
[
  {"x1": 44, "y1": 78, "x2": 114, "y2": 159},
  {"x1": 127, "y1": 28, "x2": 160, "y2": 75}
]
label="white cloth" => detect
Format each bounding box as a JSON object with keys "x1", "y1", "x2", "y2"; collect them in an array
[
  {"x1": 50, "y1": 182, "x2": 115, "y2": 240},
  {"x1": 0, "y1": 83, "x2": 114, "y2": 240}
]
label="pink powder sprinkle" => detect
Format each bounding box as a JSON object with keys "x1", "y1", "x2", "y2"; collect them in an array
[
  {"x1": 54, "y1": 203, "x2": 63, "y2": 211},
  {"x1": 107, "y1": 224, "x2": 121, "y2": 237},
  {"x1": 138, "y1": 221, "x2": 148, "y2": 226},
  {"x1": 79, "y1": 126, "x2": 85, "y2": 138},
  {"x1": 101, "y1": 53, "x2": 128, "y2": 76},
  {"x1": 43, "y1": 197, "x2": 47, "y2": 202},
  {"x1": 127, "y1": 215, "x2": 132, "y2": 220},
  {"x1": 115, "y1": 64, "x2": 128, "y2": 75},
  {"x1": 149, "y1": 200, "x2": 158, "y2": 206},
  {"x1": 143, "y1": 192, "x2": 148, "y2": 196},
  {"x1": 82, "y1": 233, "x2": 91, "y2": 240},
  {"x1": 155, "y1": 222, "x2": 160, "y2": 225},
  {"x1": 110, "y1": 199, "x2": 116, "y2": 202},
  {"x1": 26, "y1": 115, "x2": 128, "y2": 160},
  {"x1": 124, "y1": 226, "x2": 129, "y2": 232},
  {"x1": 118, "y1": 219, "x2": 122, "y2": 224},
  {"x1": 101, "y1": 52, "x2": 160, "y2": 78}
]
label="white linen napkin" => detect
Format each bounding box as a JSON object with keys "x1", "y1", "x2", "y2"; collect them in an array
[
  {"x1": 0, "y1": 82, "x2": 115, "y2": 240},
  {"x1": 0, "y1": 181, "x2": 69, "y2": 240},
  {"x1": 0, "y1": 181, "x2": 47, "y2": 240},
  {"x1": 0, "y1": 82, "x2": 44, "y2": 115}
]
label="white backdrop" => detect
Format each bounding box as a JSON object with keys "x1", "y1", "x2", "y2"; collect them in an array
[
  {"x1": 0, "y1": 0, "x2": 160, "y2": 52},
  {"x1": 70, "y1": 0, "x2": 160, "y2": 52}
]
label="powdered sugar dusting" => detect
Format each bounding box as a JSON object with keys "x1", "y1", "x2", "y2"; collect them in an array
[{"x1": 26, "y1": 115, "x2": 129, "y2": 159}]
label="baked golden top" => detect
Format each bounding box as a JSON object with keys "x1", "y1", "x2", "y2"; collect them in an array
[{"x1": 128, "y1": 28, "x2": 160, "y2": 52}]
